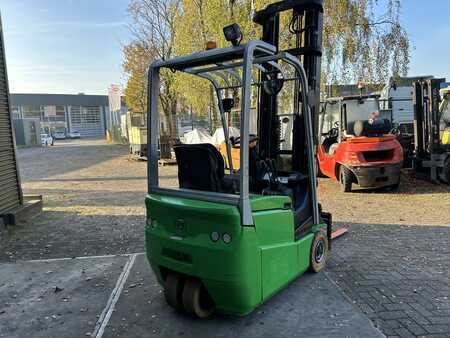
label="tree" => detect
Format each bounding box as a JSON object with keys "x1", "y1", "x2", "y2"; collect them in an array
[
  {"x1": 125, "y1": 0, "x2": 181, "y2": 141},
  {"x1": 122, "y1": 42, "x2": 153, "y2": 114},
  {"x1": 124, "y1": 0, "x2": 410, "y2": 128},
  {"x1": 321, "y1": 0, "x2": 410, "y2": 86}
]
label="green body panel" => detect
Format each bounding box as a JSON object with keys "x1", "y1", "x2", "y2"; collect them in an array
[
  {"x1": 145, "y1": 193, "x2": 322, "y2": 315},
  {"x1": 250, "y1": 194, "x2": 292, "y2": 211}
]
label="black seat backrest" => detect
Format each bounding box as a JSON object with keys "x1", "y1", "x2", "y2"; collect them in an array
[{"x1": 174, "y1": 143, "x2": 225, "y2": 192}]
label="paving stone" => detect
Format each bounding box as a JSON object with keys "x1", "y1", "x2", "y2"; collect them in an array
[
  {"x1": 328, "y1": 222, "x2": 450, "y2": 338},
  {"x1": 423, "y1": 324, "x2": 450, "y2": 335},
  {"x1": 378, "y1": 311, "x2": 409, "y2": 320},
  {"x1": 394, "y1": 327, "x2": 415, "y2": 338},
  {"x1": 383, "y1": 303, "x2": 413, "y2": 311},
  {"x1": 399, "y1": 318, "x2": 427, "y2": 336}
]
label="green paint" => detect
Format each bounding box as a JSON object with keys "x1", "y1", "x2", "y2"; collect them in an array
[{"x1": 145, "y1": 193, "x2": 323, "y2": 315}]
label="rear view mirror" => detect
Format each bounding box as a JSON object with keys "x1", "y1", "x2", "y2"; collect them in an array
[
  {"x1": 222, "y1": 98, "x2": 235, "y2": 112},
  {"x1": 263, "y1": 71, "x2": 284, "y2": 95}
]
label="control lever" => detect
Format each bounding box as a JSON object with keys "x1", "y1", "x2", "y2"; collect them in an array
[{"x1": 260, "y1": 160, "x2": 271, "y2": 183}]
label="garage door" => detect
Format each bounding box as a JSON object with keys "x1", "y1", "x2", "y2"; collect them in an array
[
  {"x1": 0, "y1": 19, "x2": 22, "y2": 216},
  {"x1": 70, "y1": 106, "x2": 105, "y2": 138}
]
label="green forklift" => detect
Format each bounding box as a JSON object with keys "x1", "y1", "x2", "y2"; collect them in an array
[{"x1": 145, "y1": 0, "x2": 332, "y2": 318}]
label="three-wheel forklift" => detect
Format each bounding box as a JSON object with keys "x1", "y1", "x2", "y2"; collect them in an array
[
  {"x1": 145, "y1": 0, "x2": 333, "y2": 318},
  {"x1": 317, "y1": 94, "x2": 403, "y2": 192},
  {"x1": 412, "y1": 78, "x2": 450, "y2": 183}
]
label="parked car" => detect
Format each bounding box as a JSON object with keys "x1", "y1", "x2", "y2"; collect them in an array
[
  {"x1": 53, "y1": 130, "x2": 66, "y2": 140},
  {"x1": 68, "y1": 130, "x2": 81, "y2": 139},
  {"x1": 40, "y1": 133, "x2": 54, "y2": 146}
]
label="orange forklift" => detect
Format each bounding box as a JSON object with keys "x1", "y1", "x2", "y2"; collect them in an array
[{"x1": 317, "y1": 94, "x2": 403, "y2": 192}]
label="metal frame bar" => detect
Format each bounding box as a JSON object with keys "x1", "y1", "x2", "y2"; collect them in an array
[
  {"x1": 147, "y1": 41, "x2": 319, "y2": 226},
  {"x1": 147, "y1": 67, "x2": 160, "y2": 190},
  {"x1": 193, "y1": 72, "x2": 234, "y2": 172},
  {"x1": 281, "y1": 52, "x2": 320, "y2": 224}
]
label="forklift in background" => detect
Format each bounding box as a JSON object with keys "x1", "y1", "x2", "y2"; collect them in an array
[
  {"x1": 317, "y1": 94, "x2": 403, "y2": 192},
  {"x1": 412, "y1": 78, "x2": 450, "y2": 183},
  {"x1": 145, "y1": 0, "x2": 334, "y2": 318},
  {"x1": 440, "y1": 85, "x2": 450, "y2": 145},
  {"x1": 126, "y1": 111, "x2": 148, "y2": 159}
]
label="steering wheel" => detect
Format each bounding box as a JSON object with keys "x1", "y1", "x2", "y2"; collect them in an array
[
  {"x1": 389, "y1": 126, "x2": 401, "y2": 137},
  {"x1": 327, "y1": 127, "x2": 338, "y2": 138}
]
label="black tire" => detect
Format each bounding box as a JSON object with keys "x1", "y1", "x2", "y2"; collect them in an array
[
  {"x1": 164, "y1": 273, "x2": 185, "y2": 312},
  {"x1": 387, "y1": 180, "x2": 400, "y2": 191},
  {"x1": 309, "y1": 230, "x2": 328, "y2": 273},
  {"x1": 439, "y1": 158, "x2": 450, "y2": 184},
  {"x1": 182, "y1": 278, "x2": 215, "y2": 318},
  {"x1": 339, "y1": 165, "x2": 352, "y2": 192}
]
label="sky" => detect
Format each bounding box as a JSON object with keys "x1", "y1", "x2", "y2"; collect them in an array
[
  {"x1": 0, "y1": 0, "x2": 449, "y2": 95},
  {"x1": 0, "y1": 0, "x2": 131, "y2": 95}
]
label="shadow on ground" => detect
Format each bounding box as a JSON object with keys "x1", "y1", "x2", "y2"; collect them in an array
[{"x1": 0, "y1": 211, "x2": 145, "y2": 262}]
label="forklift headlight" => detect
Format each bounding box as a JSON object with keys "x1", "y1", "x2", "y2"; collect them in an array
[
  {"x1": 210, "y1": 232, "x2": 220, "y2": 242},
  {"x1": 223, "y1": 233, "x2": 232, "y2": 244},
  {"x1": 223, "y1": 23, "x2": 242, "y2": 46}
]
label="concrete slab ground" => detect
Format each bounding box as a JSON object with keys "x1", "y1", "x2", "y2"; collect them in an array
[
  {"x1": 0, "y1": 255, "x2": 129, "y2": 338},
  {"x1": 1, "y1": 253, "x2": 383, "y2": 338}
]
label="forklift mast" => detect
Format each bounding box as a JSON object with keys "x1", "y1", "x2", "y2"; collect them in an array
[
  {"x1": 412, "y1": 78, "x2": 450, "y2": 183},
  {"x1": 254, "y1": 0, "x2": 323, "y2": 173},
  {"x1": 413, "y1": 78, "x2": 445, "y2": 157}
]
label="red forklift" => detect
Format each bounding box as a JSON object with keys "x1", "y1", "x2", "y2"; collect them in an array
[{"x1": 317, "y1": 94, "x2": 403, "y2": 192}]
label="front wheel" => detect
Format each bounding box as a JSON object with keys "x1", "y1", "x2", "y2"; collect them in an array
[
  {"x1": 164, "y1": 273, "x2": 185, "y2": 312},
  {"x1": 182, "y1": 278, "x2": 215, "y2": 318},
  {"x1": 309, "y1": 230, "x2": 329, "y2": 273},
  {"x1": 339, "y1": 166, "x2": 352, "y2": 192}
]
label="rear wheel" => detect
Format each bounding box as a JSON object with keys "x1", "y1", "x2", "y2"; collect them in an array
[
  {"x1": 387, "y1": 180, "x2": 400, "y2": 191},
  {"x1": 164, "y1": 273, "x2": 185, "y2": 312},
  {"x1": 182, "y1": 278, "x2": 215, "y2": 318},
  {"x1": 339, "y1": 166, "x2": 352, "y2": 192},
  {"x1": 309, "y1": 230, "x2": 328, "y2": 273}
]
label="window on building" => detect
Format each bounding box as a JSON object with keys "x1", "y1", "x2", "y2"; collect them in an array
[
  {"x1": 43, "y1": 105, "x2": 66, "y2": 122},
  {"x1": 22, "y1": 105, "x2": 41, "y2": 118},
  {"x1": 55, "y1": 105, "x2": 66, "y2": 122},
  {"x1": 71, "y1": 106, "x2": 101, "y2": 125},
  {"x1": 11, "y1": 106, "x2": 20, "y2": 119},
  {"x1": 83, "y1": 106, "x2": 101, "y2": 124},
  {"x1": 71, "y1": 106, "x2": 82, "y2": 124}
]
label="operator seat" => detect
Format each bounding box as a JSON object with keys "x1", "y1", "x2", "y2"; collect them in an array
[
  {"x1": 174, "y1": 143, "x2": 233, "y2": 193},
  {"x1": 322, "y1": 135, "x2": 338, "y2": 153}
]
